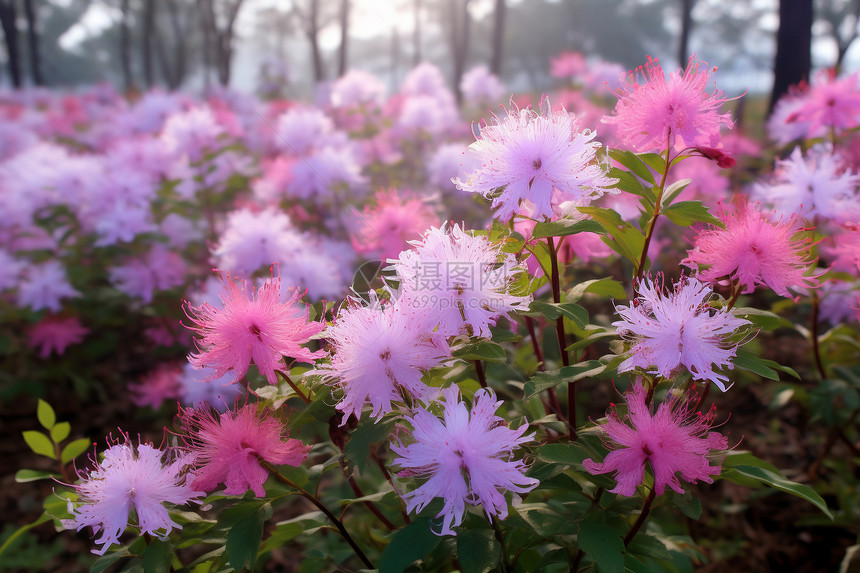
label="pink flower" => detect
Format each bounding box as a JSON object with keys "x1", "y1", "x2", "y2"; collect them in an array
[
  {"x1": 792, "y1": 70, "x2": 860, "y2": 134},
  {"x1": 455, "y1": 97, "x2": 616, "y2": 221},
  {"x1": 180, "y1": 404, "x2": 309, "y2": 496},
  {"x1": 63, "y1": 437, "x2": 201, "y2": 555},
  {"x1": 184, "y1": 273, "x2": 325, "y2": 385},
  {"x1": 613, "y1": 277, "x2": 750, "y2": 391},
  {"x1": 604, "y1": 55, "x2": 734, "y2": 153},
  {"x1": 391, "y1": 386, "x2": 538, "y2": 535},
  {"x1": 27, "y1": 316, "x2": 88, "y2": 358},
  {"x1": 550, "y1": 51, "x2": 587, "y2": 80},
  {"x1": 128, "y1": 364, "x2": 182, "y2": 409},
  {"x1": 315, "y1": 297, "x2": 446, "y2": 422},
  {"x1": 460, "y1": 65, "x2": 505, "y2": 106},
  {"x1": 583, "y1": 383, "x2": 728, "y2": 497},
  {"x1": 17, "y1": 260, "x2": 80, "y2": 312},
  {"x1": 350, "y1": 189, "x2": 439, "y2": 261},
  {"x1": 683, "y1": 197, "x2": 820, "y2": 298},
  {"x1": 753, "y1": 146, "x2": 860, "y2": 225},
  {"x1": 393, "y1": 224, "x2": 531, "y2": 338}
]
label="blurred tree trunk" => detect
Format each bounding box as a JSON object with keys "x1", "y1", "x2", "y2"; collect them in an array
[
  {"x1": 413, "y1": 0, "x2": 421, "y2": 65},
  {"x1": 141, "y1": 0, "x2": 155, "y2": 87},
  {"x1": 449, "y1": 0, "x2": 471, "y2": 104},
  {"x1": 198, "y1": 0, "x2": 244, "y2": 87},
  {"x1": 0, "y1": 0, "x2": 21, "y2": 87},
  {"x1": 769, "y1": 0, "x2": 812, "y2": 114},
  {"x1": 677, "y1": 0, "x2": 694, "y2": 66},
  {"x1": 337, "y1": 0, "x2": 349, "y2": 76},
  {"x1": 490, "y1": 0, "x2": 505, "y2": 76},
  {"x1": 307, "y1": 0, "x2": 325, "y2": 82},
  {"x1": 23, "y1": 0, "x2": 41, "y2": 85},
  {"x1": 155, "y1": 0, "x2": 187, "y2": 89},
  {"x1": 119, "y1": 0, "x2": 135, "y2": 92}
]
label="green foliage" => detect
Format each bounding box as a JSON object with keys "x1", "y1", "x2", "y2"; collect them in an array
[{"x1": 378, "y1": 518, "x2": 443, "y2": 573}]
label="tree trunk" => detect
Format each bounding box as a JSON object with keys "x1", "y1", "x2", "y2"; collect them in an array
[
  {"x1": 413, "y1": 0, "x2": 421, "y2": 65},
  {"x1": 677, "y1": 0, "x2": 694, "y2": 67},
  {"x1": 141, "y1": 0, "x2": 155, "y2": 87},
  {"x1": 490, "y1": 0, "x2": 505, "y2": 76},
  {"x1": 156, "y1": 0, "x2": 187, "y2": 89},
  {"x1": 0, "y1": 0, "x2": 22, "y2": 88},
  {"x1": 23, "y1": 0, "x2": 41, "y2": 85},
  {"x1": 337, "y1": 0, "x2": 349, "y2": 77},
  {"x1": 450, "y1": 0, "x2": 471, "y2": 104},
  {"x1": 119, "y1": 0, "x2": 134, "y2": 92},
  {"x1": 769, "y1": 0, "x2": 812, "y2": 114},
  {"x1": 308, "y1": 0, "x2": 325, "y2": 83}
]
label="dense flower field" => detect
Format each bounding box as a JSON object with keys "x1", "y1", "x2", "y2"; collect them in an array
[{"x1": 2, "y1": 52, "x2": 860, "y2": 572}]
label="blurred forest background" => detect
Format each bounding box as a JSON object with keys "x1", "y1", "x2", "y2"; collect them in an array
[{"x1": 0, "y1": 0, "x2": 859, "y2": 107}]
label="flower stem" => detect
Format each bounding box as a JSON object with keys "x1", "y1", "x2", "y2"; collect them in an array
[
  {"x1": 474, "y1": 360, "x2": 487, "y2": 388},
  {"x1": 261, "y1": 459, "x2": 374, "y2": 569},
  {"x1": 275, "y1": 369, "x2": 311, "y2": 404},
  {"x1": 810, "y1": 291, "x2": 827, "y2": 380},
  {"x1": 725, "y1": 280, "x2": 743, "y2": 311},
  {"x1": 373, "y1": 454, "x2": 411, "y2": 524},
  {"x1": 547, "y1": 236, "x2": 576, "y2": 440},
  {"x1": 623, "y1": 488, "x2": 656, "y2": 547},
  {"x1": 634, "y1": 134, "x2": 673, "y2": 286},
  {"x1": 491, "y1": 517, "x2": 513, "y2": 573},
  {"x1": 525, "y1": 316, "x2": 545, "y2": 370},
  {"x1": 344, "y1": 469, "x2": 396, "y2": 531}
]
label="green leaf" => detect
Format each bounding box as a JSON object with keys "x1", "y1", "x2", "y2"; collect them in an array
[
  {"x1": 259, "y1": 522, "x2": 304, "y2": 554},
  {"x1": 22, "y1": 430, "x2": 56, "y2": 459},
  {"x1": 15, "y1": 469, "x2": 59, "y2": 483},
  {"x1": 344, "y1": 419, "x2": 395, "y2": 469},
  {"x1": 457, "y1": 528, "x2": 500, "y2": 573},
  {"x1": 61, "y1": 438, "x2": 92, "y2": 465},
  {"x1": 567, "y1": 278, "x2": 627, "y2": 303},
  {"x1": 0, "y1": 511, "x2": 53, "y2": 560},
  {"x1": 531, "y1": 219, "x2": 604, "y2": 239},
  {"x1": 638, "y1": 153, "x2": 668, "y2": 174},
  {"x1": 142, "y1": 539, "x2": 171, "y2": 573},
  {"x1": 452, "y1": 340, "x2": 508, "y2": 363},
  {"x1": 578, "y1": 206, "x2": 646, "y2": 265},
  {"x1": 662, "y1": 201, "x2": 722, "y2": 227},
  {"x1": 578, "y1": 516, "x2": 625, "y2": 573},
  {"x1": 516, "y1": 503, "x2": 578, "y2": 536},
  {"x1": 733, "y1": 349, "x2": 799, "y2": 382},
  {"x1": 721, "y1": 465, "x2": 832, "y2": 519},
  {"x1": 37, "y1": 399, "x2": 56, "y2": 430},
  {"x1": 378, "y1": 517, "x2": 442, "y2": 573},
  {"x1": 608, "y1": 167, "x2": 652, "y2": 200},
  {"x1": 225, "y1": 502, "x2": 272, "y2": 572},
  {"x1": 535, "y1": 443, "x2": 588, "y2": 466},
  {"x1": 90, "y1": 550, "x2": 132, "y2": 573},
  {"x1": 661, "y1": 178, "x2": 692, "y2": 206},
  {"x1": 524, "y1": 301, "x2": 589, "y2": 328},
  {"x1": 523, "y1": 361, "x2": 605, "y2": 399},
  {"x1": 609, "y1": 149, "x2": 656, "y2": 185},
  {"x1": 51, "y1": 422, "x2": 71, "y2": 443}
]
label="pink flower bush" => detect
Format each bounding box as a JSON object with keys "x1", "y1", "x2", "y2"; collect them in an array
[
  {"x1": 683, "y1": 197, "x2": 820, "y2": 298},
  {"x1": 754, "y1": 146, "x2": 860, "y2": 225},
  {"x1": 128, "y1": 364, "x2": 182, "y2": 409},
  {"x1": 63, "y1": 438, "x2": 201, "y2": 555},
  {"x1": 455, "y1": 97, "x2": 616, "y2": 221},
  {"x1": 180, "y1": 404, "x2": 309, "y2": 497},
  {"x1": 604, "y1": 55, "x2": 734, "y2": 153},
  {"x1": 350, "y1": 189, "x2": 439, "y2": 261},
  {"x1": 614, "y1": 277, "x2": 750, "y2": 391},
  {"x1": 184, "y1": 273, "x2": 325, "y2": 385},
  {"x1": 315, "y1": 297, "x2": 446, "y2": 422},
  {"x1": 27, "y1": 315, "x2": 88, "y2": 358},
  {"x1": 391, "y1": 386, "x2": 538, "y2": 535},
  {"x1": 584, "y1": 383, "x2": 728, "y2": 496},
  {"x1": 393, "y1": 224, "x2": 531, "y2": 338}
]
